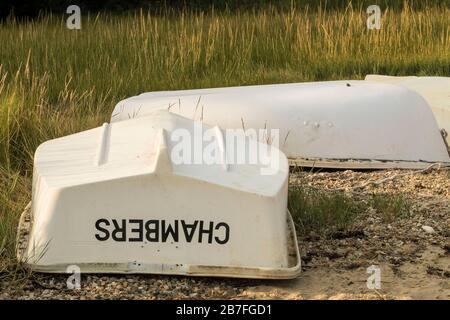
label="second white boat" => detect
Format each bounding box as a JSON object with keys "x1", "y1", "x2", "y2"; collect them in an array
[{"x1": 112, "y1": 80, "x2": 450, "y2": 169}]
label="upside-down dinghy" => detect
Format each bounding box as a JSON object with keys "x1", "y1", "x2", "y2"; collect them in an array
[
  {"x1": 365, "y1": 75, "x2": 450, "y2": 147},
  {"x1": 111, "y1": 79, "x2": 450, "y2": 169},
  {"x1": 17, "y1": 110, "x2": 300, "y2": 279}
]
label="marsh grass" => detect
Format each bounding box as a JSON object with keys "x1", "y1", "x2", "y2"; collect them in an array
[
  {"x1": 288, "y1": 186, "x2": 364, "y2": 234},
  {"x1": 288, "y1": 187, "x2": 413, "y2": 234},
  {"x1": 370, "y1": 193, "x2": 412, "y2": 222},
  {"x1": 0, "y1": 2, "x2": 448, "y2": 285},
  {"x1": 0, "y1": 167, "x2": 32, "y2": 288}
]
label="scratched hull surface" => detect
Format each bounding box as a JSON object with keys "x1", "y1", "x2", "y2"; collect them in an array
[{"x1": 112, "y1": 81, "x2": 450, "y2": 169}]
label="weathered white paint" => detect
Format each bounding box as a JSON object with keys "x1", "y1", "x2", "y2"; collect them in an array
[
  {"x1": 111, "y1": 80, "x2": 450, "y2": 168},
  {"x1": 18, "y1": 111, "x2": 300, "y2": 279},
  {"x1": 365, "y1": 75, "x2": 450, "y2": 146}
]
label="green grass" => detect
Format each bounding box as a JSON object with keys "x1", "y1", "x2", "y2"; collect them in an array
[
  {"x1": 370, "y1": 193, "x2": 412, "y2": 223},
  {"x1": 0, "y1": 2, "x2": 449, "y2": 285},
  {"x1": 288, "y1": 187, "x2": 413, "y2": 234},
  {"x1": 0, "y1": 167, "x2": 31, "y2": 288},
  {"x1": 288, "y1": 186, "x2": 364, "y2": 234},
  {"x1": 1, "y1": 3, "x2": 448, "y2": 171}
]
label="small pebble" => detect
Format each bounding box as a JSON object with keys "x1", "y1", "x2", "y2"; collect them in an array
[{"x1": 421, "y1": 225, "x2": 435, "y2": 234}]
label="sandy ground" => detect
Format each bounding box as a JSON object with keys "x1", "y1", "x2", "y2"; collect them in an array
[
  {"x1": 1, "y1": 168, "x2": 449, "y2": 300},
  {"x1": 242, "y1": 169, "x2": 450, "y2": 300}
]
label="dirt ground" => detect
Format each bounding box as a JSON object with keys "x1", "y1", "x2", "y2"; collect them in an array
[
  {"x1": 1, "y1": 168, "x2": 449, "y2": 300},
  {"x1": 243, "y1": 168, "x2": 450, "y2": 300}
]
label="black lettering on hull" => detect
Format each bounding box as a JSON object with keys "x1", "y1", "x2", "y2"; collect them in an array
[{"x1": 95, "y1": 219, "x2": 230, "y2": 245}]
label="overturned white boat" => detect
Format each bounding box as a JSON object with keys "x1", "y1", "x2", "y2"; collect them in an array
[
  {"x1": 112, "y1": 80, "x2": 450, "y2": 169},
  {"x1": 17, "y1": 110, "x2": 300, "y2": 279},
  {"x1": 365, "y1": 75, "x2": 450, "y2": 147}
]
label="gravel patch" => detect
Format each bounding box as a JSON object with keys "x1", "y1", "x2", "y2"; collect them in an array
[{"x1": 2, "y1": 168, "x2": 449, "y2": 300}]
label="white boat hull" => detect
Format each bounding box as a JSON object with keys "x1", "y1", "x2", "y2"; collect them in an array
[
  {"x1": 17, "y1": 111, "x2": 300, "y2": 279},
  {"x1": 365, "y1": 75, "x2": 450, "y2": 147},
  {"x1": 112, "y1": 81, "x2": 450, "y2": 169}
]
